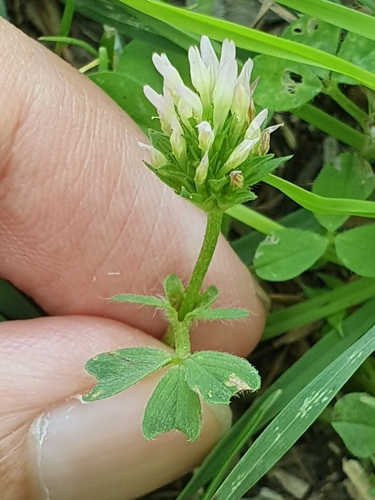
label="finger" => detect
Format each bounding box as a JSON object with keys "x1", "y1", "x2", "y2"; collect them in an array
[
  {"x1": 0, "y1": 316, "x2": 230, "y2": 500},
  {"x1": 0, "y1": 20, "x2": 265, "y2": 356}
]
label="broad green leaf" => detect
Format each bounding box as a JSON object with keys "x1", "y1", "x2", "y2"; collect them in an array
[
  {"x1": 89, "y1": 72, "x2": 156, "y2": 133},
  {"x1": 197, "y1": 285, "x2": 219, "y2": 308},
  {"x1": 252, "y1": 55, "x2": 322, "y2": 111},
  {"x1": 109, "y1": 293, "x2": 166, "y2": 308},
  {"x1": 335, "y1": 224, "x2": 375, "y2": 277},
  {"x1": 254, "y1": 228, "x2": 328, "y2": 281},
  {"x1": 332, "y1": 32, "x2": 375, "y2": 85},
  {"x1": 185, "y1": 351, "x2": 260, "y2": 405},
  {"x1": 187, "y1": 307, "x2": 248, "y2": 322},
  {"x1": 83, "y1": 347, "x2": 172, "y2": 401},
  {"x1": 163, "y1": 274, "x2": 185, "y2": 310},
  {"x1": 214, "y1": 323, "x2": 375, "y2": 500},
  {"x1": 282, "y1": 16, "x2": 340, "y2": 78},
  {"x1": 142, "y1": 364, "x2": 202, "y2": 441},
  {"x1": 312, "y1": 153, "x2": 375, "y2": 231},
  {"x1": 332, "y1": 393, "x2": 375, "y2": 458}
]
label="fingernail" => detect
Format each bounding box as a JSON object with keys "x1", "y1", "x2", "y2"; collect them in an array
[{"x1": 29, "y1": 379, "x2": 230, "y2": 500}]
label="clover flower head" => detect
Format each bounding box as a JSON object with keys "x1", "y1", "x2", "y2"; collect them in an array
[{"x1": 141, "y1": 36, "x2": 284, "y2": 212}]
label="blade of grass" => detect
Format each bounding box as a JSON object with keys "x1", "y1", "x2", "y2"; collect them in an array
[
  {"x1": 225, "y1": 205, "x2": 283, "y2": 235},
  {"x1": 264, "y1": 174, "x2": 375, "y2": 218},
  {"x1": 178, "y1": 297, "x2": 375, "y2": 498},
  {"x1": 55, "y1": 0, "x2": 75, "y2": 53},
  {"x1": 292, "y1": 104, "x2": 368, "y2": 154},
  {"x1": 117, "y1": 0, "x2": 375, "y2": 90},
  {"x1": 276, "y1": 0, "x2": 375, "y2": 43},
  {"x1": 214, "y1": 322, "x2": 375, "y2": 499},
  {"x1": 39, "y1": 36, "x2": 99, "y2": 57},
  {"x1": 264, "y1": 277, "x2": 375, "y2": 339}
]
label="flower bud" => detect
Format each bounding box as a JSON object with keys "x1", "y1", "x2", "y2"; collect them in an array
[
  {"x1": 197, "y1": 121, "x2": 215, "y2": 153},
  {"x1": 222, "y1": 138, "x2": 259, "y2": 174},
  {"x1": 138, "y1": 142, "x2": 168, "y2": 169},
  {"x1": 194, "y1": 151, "x2": 209, "y2": 187},
  {"x1": 229, "y1": 170, "x2": 244, "y2": 189}
]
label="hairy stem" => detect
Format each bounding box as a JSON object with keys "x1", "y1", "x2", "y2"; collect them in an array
[{"x1": 178, "y1": 209, "x2": 223, "y2": 321}]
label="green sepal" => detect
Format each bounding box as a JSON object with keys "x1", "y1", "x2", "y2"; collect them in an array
[
  {"x1": 185, "y1": 351, "x2": 261, "y2": 405},
  {"x1": 244, "y1": 155, "x2": 292, "y2": 186},
  {"x1": 142, "y1": 364, "x2": 202, "y2": 441},
  {"x1": 109, "y1": 293, "x2": 166, "y2": 308},
  {"x1": 187, "y1": 307, "x2": 248, "y2": 322},
  {"x1": 148, "y1": 129, "x2": 173, "y2": 159},
  {"x1": 163, "y1": 273, "x2": 185, "y2": 310},
  {"x1": 83, "y1": 347, "x2": 173, "y2": 401}
]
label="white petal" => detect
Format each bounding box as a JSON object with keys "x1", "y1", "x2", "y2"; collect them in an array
[
  {"x1": 220, "y1": 39, "x2": 236, "y2": 69},
  {"x1": 197, "y1": 121, "x2": 215, "y2": 152},
  {"x1": 237, "y1": 59, "x2": 253, "y2": 96},
  {"x1": 222, "y1": 138, "x2": 259, "y2": 173},
  {"x1": 212, "y1": 57, "x2": 238, "y2": 131},
  {"x1": 195, "y1": 151, "x2": 209, "y2": 186},
  {"x1": 245, "y1": 109, "x2": 268, "y2": 139},
  {"x1": 175, "y1": 83, "x2": 203, "y2": 121},
  {"x1": 152, "y1": 53, "x2": 183, "y2": 87},
  {"x1": 200, "y1": 36, "x2": 219, "y2": 82},
  {"x1": 144, "y1": 85, "x2": 175, "y2": 135},
  {"x1": 188, "y1": 46, "x2": 211, "y2": 108},
  {"x1": 138, "y1": 142, "x2": 167, "y2": 169}
]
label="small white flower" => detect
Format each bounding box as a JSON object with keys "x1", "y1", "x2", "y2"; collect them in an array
[
  {"x1": 212, "y1": 40, "x2": 238, "y2": 132},
  {"x1": 138, "y1": 142, "x2": 168, "y2": 169},
  {"x1": 245, "y1": 109, "x2": 269, "y2": 140},
  {"x1": 197, "y1": 121, "x2": 215, "y2": 152},
  {"x1": 231, "y1": 59, "x2": 253, "y2": 127},
  {"x1": 152, "y1": 53, "x2": 183, "y2": 99},
  {"x1": 200, "y1": 35, "x2": 219, "y2": 85},
  {"x1": 194, "y1": 151, "x2": 209, "y2": 186},
  {"x1": 143, "y1": 85, "x2": 175, "y2": 135},
  {"x1": 175, "y1": 83, "x2": 203, "y2": 121},
  {"x1": 170, "y1": 115, "x2": 186, "y2": 159},
  {"x1": 188, "y1": 45, "x2": 211, "y2": 108},
  {"x1": 222, "y1": 138, "x2": 259, "y2": 173}
]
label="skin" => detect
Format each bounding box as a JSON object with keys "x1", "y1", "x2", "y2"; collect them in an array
[{"x1": 0, "y1": 19, "x2": 266, "y2": 500}]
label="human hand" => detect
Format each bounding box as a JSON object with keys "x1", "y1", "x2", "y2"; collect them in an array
[{"x1": 0, "y1": 20, "x2": 265, "y2": 500}]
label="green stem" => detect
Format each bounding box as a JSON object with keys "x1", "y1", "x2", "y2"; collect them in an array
[
  {"x1": 174, "y1": 320, "x2": 191, "y2": 358},
  {"x1": 178, "y1": 209, "x2": 223, "y2": 320},
  {"x1": 323, "y1": 79, "x2": 369, "y2": 131}
]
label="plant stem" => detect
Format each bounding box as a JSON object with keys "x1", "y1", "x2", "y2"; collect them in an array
[
  {"x1": 174, "y1": 320, "x2": 191, "y2": 358},
  {"x1": 178, "y1": 209, "x2": 223, "y2": 320},
  {"x1": 323, "y1": 80, "x2": 369, "y2": 131}
]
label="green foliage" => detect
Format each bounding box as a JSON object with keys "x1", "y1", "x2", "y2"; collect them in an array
[
  {"x1": 254, "y1": 228, "x2": 328, "y2": 281},
  {"x1": 312, "y1": 153, "x2": 375, "y2": 231},
  {"x1": 83, "y1": 347, "x2": 173, "y2": 401},
  {"x1": 332, "y1": 393, "x2": 375, "y2": 458},
  {"x1": 335, "y1": 224, "x2": 375, "y2": 277}
]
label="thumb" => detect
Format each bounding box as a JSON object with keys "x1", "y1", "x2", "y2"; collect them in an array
[{"x1": 1, "y1": 316, "x2": 230, "y2": 500}]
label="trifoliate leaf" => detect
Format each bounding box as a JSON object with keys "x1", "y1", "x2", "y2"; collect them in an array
[
  {"x1": 142, "y1": 364, "x2": 202, "y2": 441},
  {"x1": 187, "y1": 307, "x2": 248, "y2": 322},
  {"x1": 197, "y1": 285, "x2": 219, "y2": 309},
  {"x1": 83, "y1": 347, "x2": 173, "y2": 401},
  {"x1": 185, "y1": 351, "x2": 261, "y2": 405},
  {"x1": 163, "y1": 274, "x2": 185, "y2": 310},
  {"x1": 109, "y1": 294, "x2": 166, "y2": 308}
]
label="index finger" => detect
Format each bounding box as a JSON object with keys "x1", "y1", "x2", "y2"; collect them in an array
[{"x1": 0, "y1": 20, "x2": 265, "y2": 356}]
